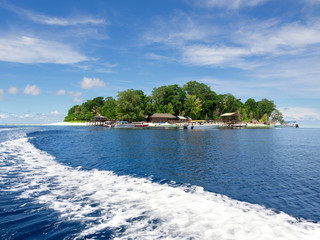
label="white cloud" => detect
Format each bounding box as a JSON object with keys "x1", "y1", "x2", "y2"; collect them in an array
[
  {"x1": 8, "y1": 86, "x2": 19, "y2": 94},
  {"x1": 29, "y1": 15, "x2": 106, "y2": 26},
  {"x1": 55, "y1": 89, "x2": 82, "y2": 102},
  {"x1": 55, "y1": 89, "x2": 66, "y2": 96},
  {"x1": 68, "y1": 91, "x2": 82, "y2": 97},
  {"x1": 3, "y1": 3, "x2": 107, "y2": 26},
  {"x1": 0, "y1": 113, "x2": 8, "y2": 119},
  {"x1": 237, "y1": 21, "x2": 320, "y2": 56},
  {"x1": 0, "y1": 88, "x2": 4, "y2": 101},
  {"x1": 102, "y1": 62, "x2": 119, "y2": 68},
  {"x1": 0, "y1": 36, "x2": 87, "y2": 64},
  {"x1": 194, "y1": 0, "x2": 267, "y2": 9},
  {"x1": 50, "y1": 110, "x2": 61, "y2": 116},
  {"x1": 279, "y1": 107, "x2": 320, "y2": 121},
  {"x1": 55, "y1": 89, "x2": 82, "y2": 97},
  {"x1": 24, "y1": 84, "x2": 41, "y2": 96},
  {"x1": 73, "y1": 97, "x2": 83, "y2": 102},
  {"x1": 144, "y1": 14, "x2": 216, "y2": 45},
  {"x1": 0, "y1": 111, "x2": 65, "y2": 124},
  {"x1": 145, "y1": 12, "x2": 320, "y2": 69},
  {"x1": 177, "y1": 20, "x2": 320, "y2": 69},
  {"x1": 21, "y1": 113, "x2": 33, "y2": 118},
  {"x1": 181, "y1": 45, "x2": 251, "y2": 67},
  {"x1": 145, "y1": 53, "x2": 173, "y2": 62},
  {"x1": 80, "y1": 77, "x2": 106, "y2": 89}
]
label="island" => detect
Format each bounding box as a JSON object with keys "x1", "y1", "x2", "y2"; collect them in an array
[{"x1": 64, "y1": 81, "x2": 284, "y2": 128}]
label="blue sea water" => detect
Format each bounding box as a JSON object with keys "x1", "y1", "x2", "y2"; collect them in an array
[{"x1": 0, "y1": 126, "x2": 320, "y2": 239}]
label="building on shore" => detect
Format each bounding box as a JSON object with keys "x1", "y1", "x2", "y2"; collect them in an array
[
  {"x1": 87, "y1": 114, "x2": 107, "y2": 126},
  {"x1": 220, "y1": 112, "x2": 246, "y2": 128},
  {"x1": 149, "y1": 113, "x2": 178, "y2": 123}
]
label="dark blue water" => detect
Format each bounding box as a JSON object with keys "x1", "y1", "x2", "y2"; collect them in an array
[{"x1": 1, "y1": 126, "x2": 320, "y2": 239}]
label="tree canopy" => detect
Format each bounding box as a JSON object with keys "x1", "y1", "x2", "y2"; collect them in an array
[{"x1": 64, "y1": 81, "x2": 281, "y2": 122}]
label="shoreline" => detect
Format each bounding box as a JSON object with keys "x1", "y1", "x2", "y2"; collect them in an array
[{"x1": 1, "y1": 121, "x2": 317, "y2": 128}]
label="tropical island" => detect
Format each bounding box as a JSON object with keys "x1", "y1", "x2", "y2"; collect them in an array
[{"x1": 64, "y1": 81, "x2": 284, "y2": 126}]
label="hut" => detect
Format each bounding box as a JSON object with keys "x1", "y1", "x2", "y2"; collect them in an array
[
  {"x1": 149, "y1": 113, "x2": 177, "y2": 123},
  {"x1": 220, "y1": 112, "x2": 239, "y2": 124},
  {"x1": 220, "y1": 112, "x2": 245, "y2": 127},
  {"x1": 87, "y1": 114, "x2": 107, "y2": 126}
]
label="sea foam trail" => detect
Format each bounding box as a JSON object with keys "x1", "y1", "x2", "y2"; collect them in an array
[{"x1": 0, "y1": 138, "x2": 319, "y2": 240}]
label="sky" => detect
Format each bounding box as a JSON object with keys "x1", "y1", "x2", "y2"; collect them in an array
[{"x1": 0, "y1": 0, "x2": 320, "y2": 126}]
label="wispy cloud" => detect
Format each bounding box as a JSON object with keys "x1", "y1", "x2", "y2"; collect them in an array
[
  {"x1": 55, "y1": 89, "x2": 67, "y2": 96},
  {"x1": 199, "y1": 77, "x2": 281, "y2": 99},
  {"x1": 193, "y1": 0, "x2": 267, "y2": 9},
  {"x1": 73, "y1": 97, "x2": 83, "y2": 103},
  {"x1": 28, "y1": 14, "x2": 106, "y2": 26},
  {"x1": 8, "y1": 86, "x2": 19, "y2": 94},
  {"x1": 0, "y1": 88, "x2": 4, "y2": 101},
  {"x1": 0, "y1": 36, "x2": 88, "y2": 64},
  {"x1": 181, "y1": 45, "x2": 251, "y2": 67},
  {"x1": 2, "y1": 3, "x2": 107, "y2": 26},
  {"x1": 50, "y1": 110, "x2": 61, "y2": 116},
  {"x1": 0, "y1": 111, "x2": 65, "y2": 124},
  {"x1": 144, "y1": 14, "x2": 216, "y2": 45},
  {"x1": 279, "y1": 107, "x2": 320, "y2": 121},
  {"x1": 144, "y1": 13, "x2": 320, "y2": 69},
  {"x1": 55, "y1": 89, "x2": 82, "y2": 102},
  {"x1": 145, "y1": 53, "x2": 174, "y2": 62},
  {"x1": 302, "y1": 0, "x2": 320, "y2": 5},
  {"x1": 0, "y1": 113, "x2": 8, "y2": 119},
  {"x1": 24, "y1": 84, "x2": 41, "y2": 96},
  {"x1": 72, "y1": 62, "x2": 118, "y2": 74},
  {"x1": 80, "y1": 77, "x2": 106, "y2": 89},
  {"x1": 68, "y1": 91, "x2": 82, "y2": 98}
]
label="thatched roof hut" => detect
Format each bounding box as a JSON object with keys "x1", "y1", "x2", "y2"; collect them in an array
[
  {"x1": 220, "y1": 112, "x2": 240, "y2": 123},
  {"x1": 150, "y1": 113, "x2": 177, "y2": 122},
  {"x1": 94, "y1": 114, "x2": 107, "y2": 122}
]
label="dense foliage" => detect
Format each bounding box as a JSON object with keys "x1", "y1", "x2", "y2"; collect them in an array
[{"x1": 64, "y1": 81, "x2": 282, "y2": 122}]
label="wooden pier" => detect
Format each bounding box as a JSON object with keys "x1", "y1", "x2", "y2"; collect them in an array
[{"x1": 86, "y1": 114, "x2": 107, "y2": 126}]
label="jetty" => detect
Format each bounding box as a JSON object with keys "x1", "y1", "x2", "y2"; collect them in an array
[{"x1": 86, "y1": 114, "x2": 107, "y2": 126}]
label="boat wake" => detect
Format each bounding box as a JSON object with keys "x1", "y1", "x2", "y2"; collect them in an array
[{"x1": 1, "y1": 137, "x2": 319, "y2": 239}]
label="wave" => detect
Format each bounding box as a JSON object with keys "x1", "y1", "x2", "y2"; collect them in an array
[
  {"x1": 0, "y1": 128, "x2": 14, "y2": 132},
  {"x1": 0, "y1": 137, "x2": 319, "y2": 239}
]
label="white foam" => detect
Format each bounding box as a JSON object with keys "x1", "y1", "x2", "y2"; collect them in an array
[
  {"x1": 1, "y1": 138, "x2": 320, "y2": 239},
  {"x1": 0, "y1": 128, "x2": 13, "y2": 132}
]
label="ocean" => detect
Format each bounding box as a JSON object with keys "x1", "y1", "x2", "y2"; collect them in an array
[{"x1": 0, "y1": 126, "x2": 319, "y2": 239}]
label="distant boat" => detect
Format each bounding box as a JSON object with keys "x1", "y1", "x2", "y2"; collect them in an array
[
  {"x1": 104, "y1": 124, "x2": 135, "y2": 128},
  {"x1": 183, "y1": 123, "x2": 219, "y2": 130},
  {"x1": 134, "y1": 123, "x2": 148, "y2": 127},
  {"x1": 147, "y1": 122, "x2": 178, "y2": 128}
]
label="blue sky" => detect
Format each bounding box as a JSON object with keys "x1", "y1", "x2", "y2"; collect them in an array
[{"x1": 0, "y1": 0, "x2": 320, "y2": 126}]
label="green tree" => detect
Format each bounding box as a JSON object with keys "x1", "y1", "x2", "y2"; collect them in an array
[
  {"x1": 183, "y1": 81, "x2": 217, "y2": 119},
  {"x1": 63, "y1": 81, "x2": 283, "y2": 124},
  {"x1": 152, "y1": 84, "x2": 186, "y2": 115},
  {"x1": 116, "y1": 89, "x2": 145, "y2": 121},
  {"x1": 102, "y1": 97, "x2": 117, "y2": 120},
  {"x1": 244, "y1": 98, "x2": 257, "y2": 120},
  {"x1": 164, "y1": 103, "x2": 175, "y2": 114},
  {"x1": 256, "y1": 99, "x2": 275, "y2": 119},
  {"x1": 218, "y1": 94, "x2": 243, "y2": 114},
  {"x1": 259, "y1": 113, "x2": 269, "y2": 123},
  {"x1": 185, "y1": 94, "x2": 202, "y2": 119}
]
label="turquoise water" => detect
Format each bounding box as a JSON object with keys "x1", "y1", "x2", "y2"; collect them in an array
[{"x1": 1, "y1": 126, "x2": 320, "y2": 239}]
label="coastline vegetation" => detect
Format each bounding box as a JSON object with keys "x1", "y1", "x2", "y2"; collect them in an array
[{"x1": 64, "y1": 81, "x2": 283, "y2": 123}]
